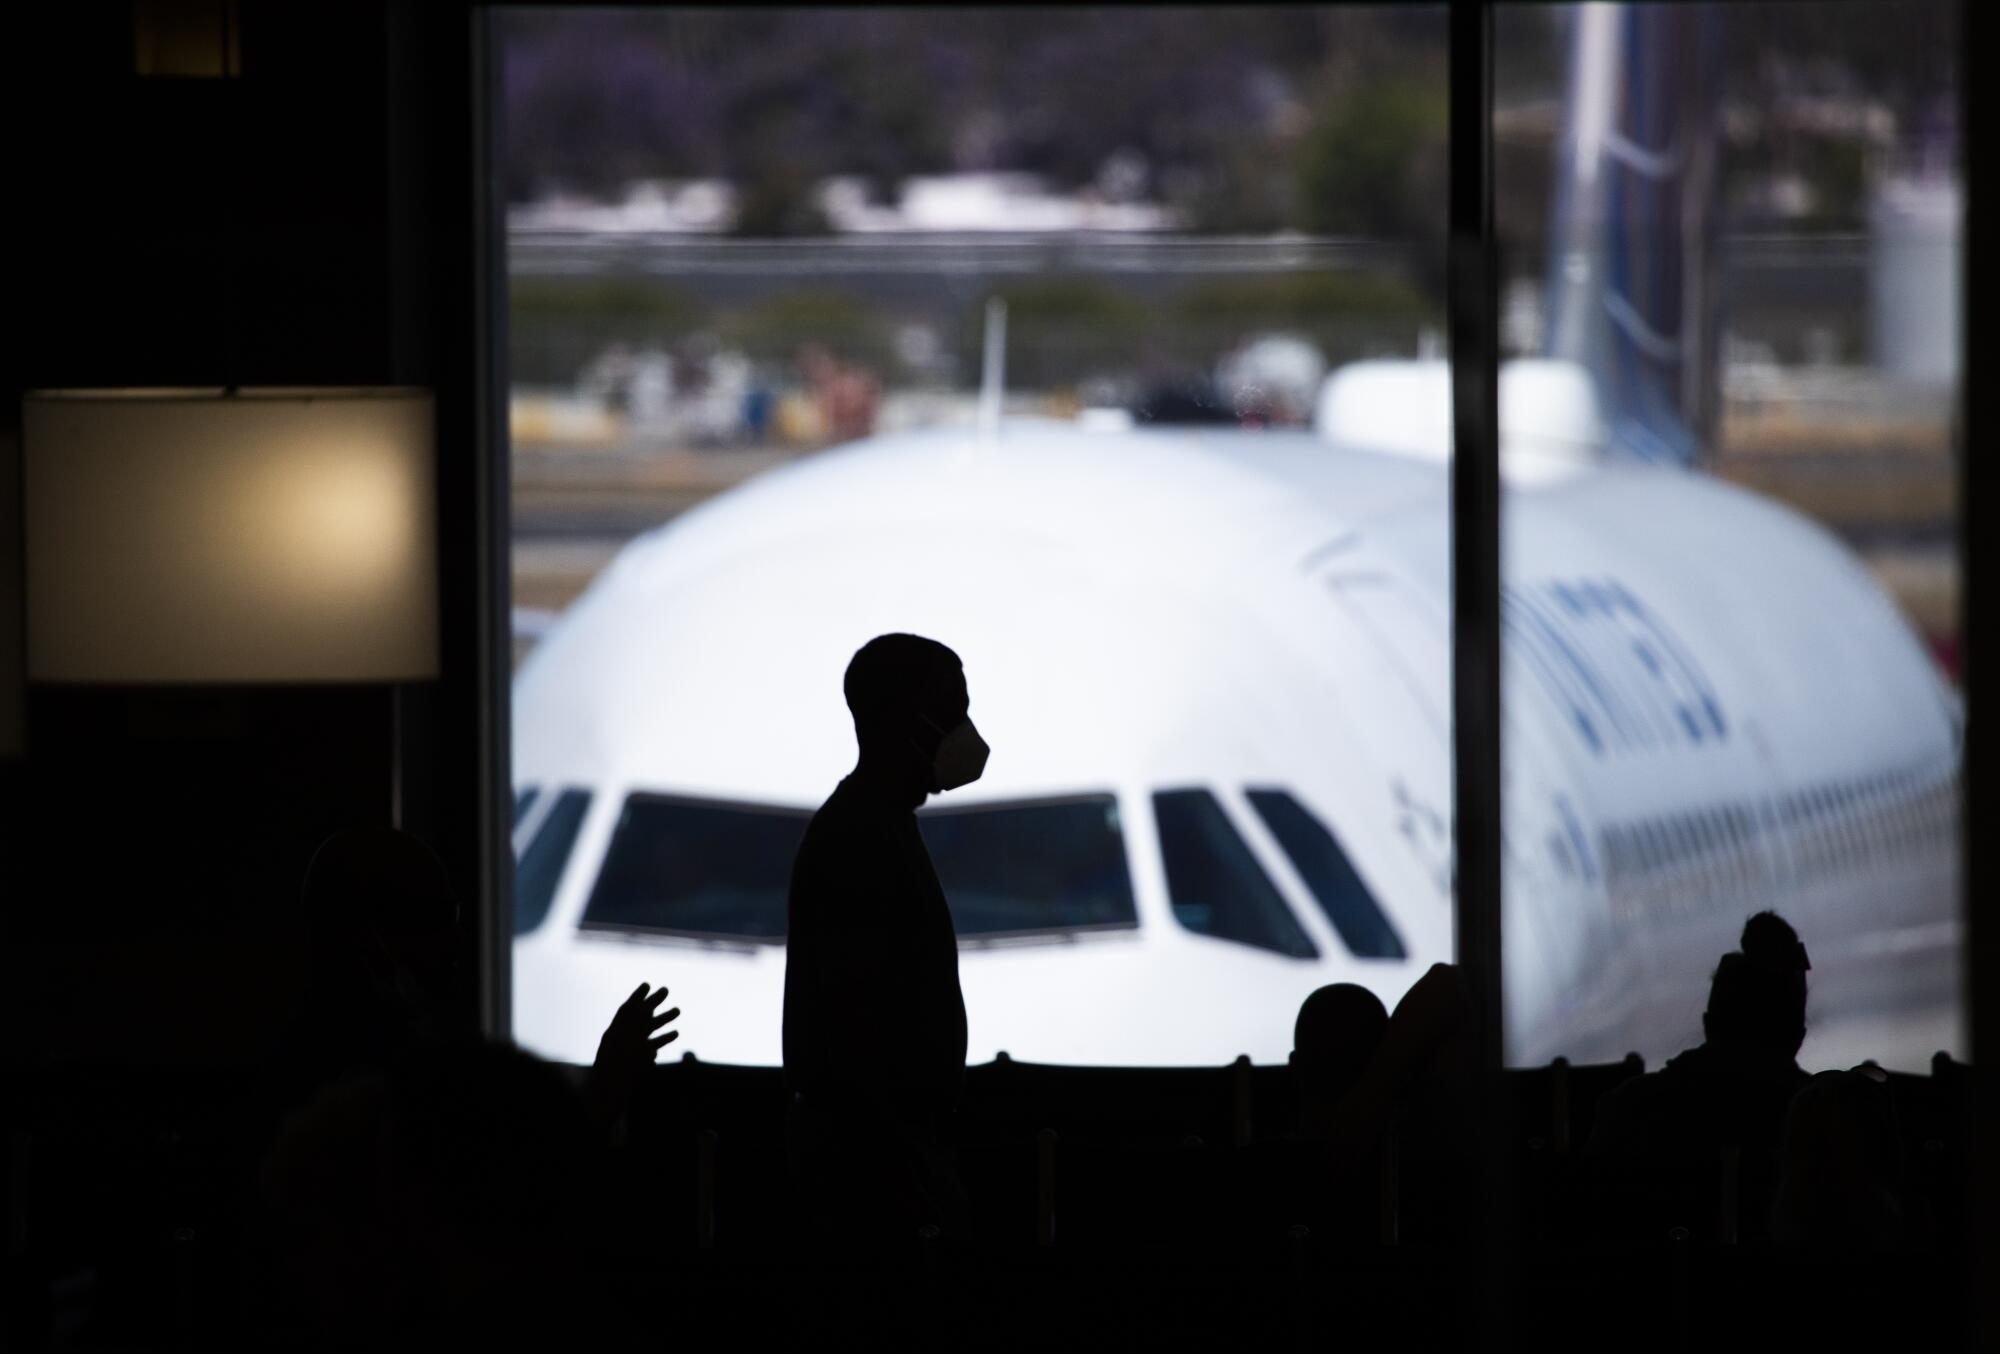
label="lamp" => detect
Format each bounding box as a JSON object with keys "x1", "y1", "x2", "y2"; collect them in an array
[
  {"x1": 23, "y1": 389, "x2": 437, "y2": 683},
  {"x1": 133, "y1": 0, "x2": 242, "y2": 79},
  {"x1": 1, "y1": 423, "x2": 20, "y2": 755}
]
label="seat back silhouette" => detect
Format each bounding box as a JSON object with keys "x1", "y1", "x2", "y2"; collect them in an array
[{"x1": 957, "y1": 1058, "x2": 1237, "y2": 1147}]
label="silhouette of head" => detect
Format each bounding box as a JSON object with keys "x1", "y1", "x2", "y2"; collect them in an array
[
  {"x1": 302, "y1": 827, "x2": 460, "y2": 1020},
  {"x1": 1291, "y1": 983, "x2": 1389, "y2": 1110},
  {"x1": 844, "y1": 633, "x2": 986, "y2": 802},
  {"x1": 1703, "y1": 911, "x2": 1810, "y2": 1058}
]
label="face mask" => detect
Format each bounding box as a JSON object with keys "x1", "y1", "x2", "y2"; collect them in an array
[{"x1": 918, "y1": 713, "x2": 989, "y2": 792}]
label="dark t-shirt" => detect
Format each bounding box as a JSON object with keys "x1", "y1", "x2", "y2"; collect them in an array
[
  {"x1": 782, "y1": 774, "x2": 968, "y2": 1127},
  {"x1": 1588, "y1": 1042, "x2": 1807, "y2": 1162},
  {"x1": 1584, "y1": 1041, "x2": 1808, "y2": 1239}
]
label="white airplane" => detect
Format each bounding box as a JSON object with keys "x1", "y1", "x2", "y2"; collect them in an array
[{"x1": 508, "y1": 5, "x2": 1961, "y2": 1072}]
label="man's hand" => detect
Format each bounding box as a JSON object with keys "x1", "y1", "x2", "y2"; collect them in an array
[
  {"x1": 586, "y1": 982, "x2": 680, "y2": 1130},
  {"x1": 1379, "y1": 962, "x2": 1465, "y2": 1081}
]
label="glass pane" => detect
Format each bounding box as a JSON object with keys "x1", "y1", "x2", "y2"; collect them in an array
[
  {"x1": 920, "y1": 795, "x2": 1138, "y2": 938},
  {"x1": 514, "y1": 787, "x2": 590, "y2": 936},
  {"x1": 512, "y1": 785, "x2": 540, "y2": 828},
  {"x1": 501, "y1": 5, "x2": 1449, "y2": 1064},
  {"x1": 1154, "y1": 789, "x2": 1317, "y2": 959},
  {"x1": 1246, "y1": 787, "x2": 1405, "y2": 959},
  {"x1": 1496, "y1": 3, "x2": 1962, "y2": 1071},
  {"x1": 582, "y1": 795, "x2": 810, "y2": 942}
]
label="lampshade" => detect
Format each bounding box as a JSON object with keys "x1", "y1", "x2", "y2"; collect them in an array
[
  {"x1": 23, "y1": 389, "x2": 438, "y2": 682},
  {"x1": 0, "y1": 424, "x2": 20, "y2": 753}
]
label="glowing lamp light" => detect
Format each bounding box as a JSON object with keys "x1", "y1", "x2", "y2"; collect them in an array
[{"x1": 23, "y1": 389, "x2": 437, "y2": 682}]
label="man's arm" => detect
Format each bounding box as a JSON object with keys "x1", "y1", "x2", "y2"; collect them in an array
[{"x1": 788, "y1": 817, "x2": 922, "y2": 1093}]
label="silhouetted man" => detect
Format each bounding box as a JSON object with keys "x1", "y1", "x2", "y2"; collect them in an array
[
  {"x1": 783, "y1": 634, "x2": 986, "y2": 1248},
  {"x1": 1585, "y1": 911, "x2": 1812, "y2": 1240}
]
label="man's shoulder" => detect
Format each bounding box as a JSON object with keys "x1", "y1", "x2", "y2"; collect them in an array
[
  {"x1": 791, "y1": 780, "x2": 894, "y2": 888},
  {"x1": 803, "y1": 777, "x2": 906, "y2": 840},
  {"x1": 1602, "y1": 1066, "x2": 1670, "y2": 1109},
  {"x1": 797, "y1": 780, "x2": 862, "y2": 852},
  {"x1": 1590, "y1": 1065, "x2": 1675, "y2": 1138},
  {"x1": 1585, "y1": 1066, "x2": 1672, "y2": 1161}
]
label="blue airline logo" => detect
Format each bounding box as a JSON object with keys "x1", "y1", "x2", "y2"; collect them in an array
[{"x1": 1503, "y1": 578, "x2": 1725, "y2": 758}]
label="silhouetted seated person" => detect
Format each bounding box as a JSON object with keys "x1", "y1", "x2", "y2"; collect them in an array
[
  {"x1": 279, "y1": 827, "x2": 678, "y2": 1133},
  {"x1": 1769, "y1": 1066, "x2": 1907, "y2": 1252},
  {"x1": 253, "y1": 830, "x2": 683, "y2": 1344},
  {"x1": 260, "y1": 1040, "x2": 620, "y2": 1349},
  {"x1": 1292, "y1": 983, "x2": 1389, "y2": 1140},
  {"x1": 1280, "y1": 965, "x2": 1477, "y2": 1246},
  {"x1": 783, "y1": 634, "x2": 986, "y2": 1253},
  {"x1": 1375, "y1": 962, "x2": 1481, "y2": 1244},
  {"x1": 284, "y1": 827, "x2": 468, "y2": 1094},
  {"x1": 1239, "y1": 983, "x2": 1388, "y2": 1244},
  {"x1": 1585, "y1": 911, "x2": 1811, "y2": 1241}
]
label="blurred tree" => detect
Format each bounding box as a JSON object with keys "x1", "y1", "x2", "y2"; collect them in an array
[
  {"x1": 509, "y1": 277, "x2": 708, "y2": 326},
  {"x1": 1174, "y1": 271, "x2": 1430, "y2": 328},
  {"x1": 1720, "y1": 1, "x2": 1956, "y2": 115},
  {"x1": 1173, "y1": 270, "x2": 1435, "y2": 365},
  {"x1": 729, "y1": 131, "x2": 833, "y2": 238},
  {"x1": 507, "y1": 279, "x2": 709, "y2": 387},
  {"x1": 502, "y1": 11, "x2": 720, "y2": 201},
  {"x1": 1295, "y1": 78, "x2": 1447, "y2": 242},
  {"x1": 977, "y1": 279, "x2": 1154, "y2": 390},
  {"x1": 498, "y1": 2, "x2": 1955, "y2": 245},
  {"x1": 1183, "y1": 145, "x2": 1298, "y2": 234},
  {"x1": 499, "y1": 6, "x2": 1350, "y2": 229},
  {"x1": 720, "y1": 290, "x2": 886, "y2": 368}
]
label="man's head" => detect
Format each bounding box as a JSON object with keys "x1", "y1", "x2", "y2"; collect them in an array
[
  {"x1": 302, "y1": 827, "x2": 460, "y2": 1014},
  {"x1": 1703, "y1": 910, "x2": 1810, "y2": 1059},
  {"x1": 1290, "y1": 982, "x2": 1390, "y2": 1111},
  {"x1": 843, "y1": 633, "x2": 985, "y2": 800}
]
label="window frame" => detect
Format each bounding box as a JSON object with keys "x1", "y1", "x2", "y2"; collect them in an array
[
  {"x1": 1242, "y1": 784, "x2": 1409, "y2": 961},
  {"x1": 1151, "y1": 785, "x2": 1322, "y2": 961},
  {"x1": 465, "y1": 16, "x2": 1986, "y2": 1338},
  {"x1": 571, "y1": 787, "x2": 1146, "y2": 948},
  {"x1": 513, "y1": 785, "x2": 594, "y2": 938},
  {"x1": 917, "y1": 790, "x2": 1144, "y2": 946},
  {"x1": 578, "y1": 789, "x2": 813, "y2": 947},
  {"x1": 511, "y1": 784, "x2": 541, "y2": 832}
]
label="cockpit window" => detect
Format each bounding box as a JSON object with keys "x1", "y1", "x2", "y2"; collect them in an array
[
  {"x1": 1153, "y1": 789, "x2": 1318, "y2": 959},
  {"x1": 920, "y1": 795, "x2": 1137, "y2": 939},
  {"x1": 583, "y1": 795, "x2": 808, "y2": 942},
  {"x1": 515, "y1": 788, "x2": 591, "y2": 937},
  {"x1": 1246, "y1": 788, "x2": 1406, "y2": 959},
  {"x1": 580, "y1": 791, "x2": 1138, "y2": 944},
  {"x1": 513, "y1": 786, "x2": 540, "y2": 829}
]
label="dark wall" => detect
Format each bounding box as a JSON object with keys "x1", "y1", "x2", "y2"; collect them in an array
[{"x1": 5, "y1": 0, "x2": 492, "y2": 1061}]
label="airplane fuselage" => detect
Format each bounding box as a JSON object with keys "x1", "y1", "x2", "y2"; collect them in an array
[{"x1": 510, "y1": 423, "x2": 1959, "y2": 1071}]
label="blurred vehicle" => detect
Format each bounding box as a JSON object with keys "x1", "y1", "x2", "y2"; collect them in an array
[
  {"x1": 1217, "y1": 333, "x2": 1327, "y2": 426},
  {"x1": 1131, "y1": 375, "x2": 1237, "y2": 426}
]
